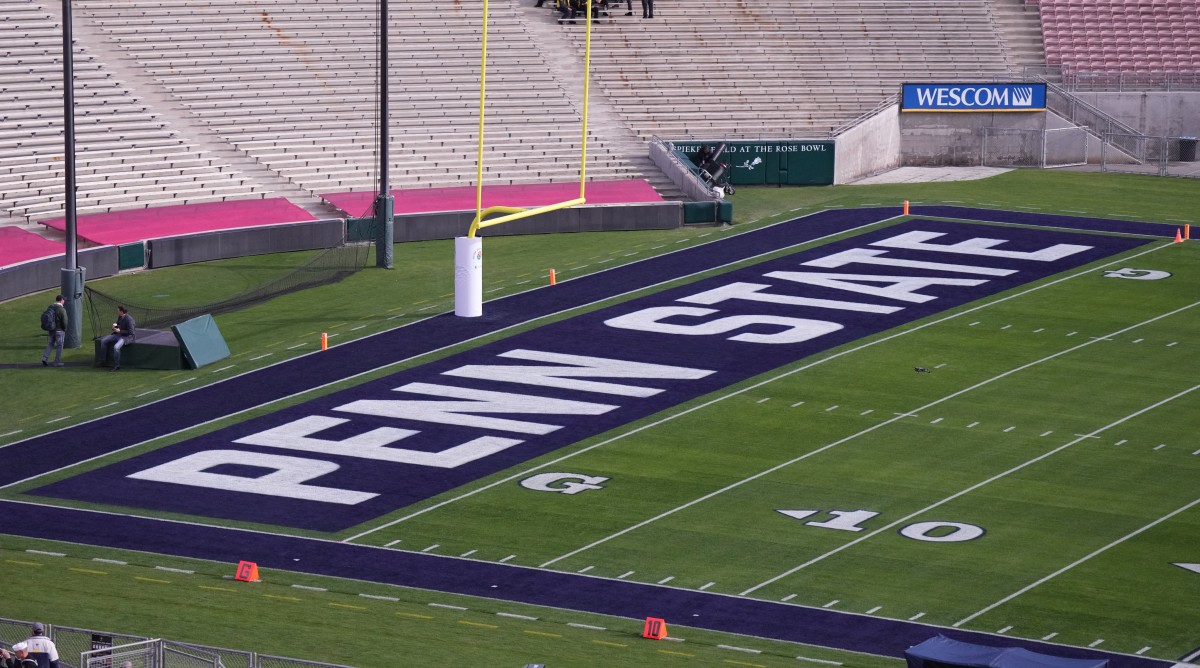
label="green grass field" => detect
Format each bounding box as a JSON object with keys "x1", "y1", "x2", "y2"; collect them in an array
[{"x1": 1, "y1": 170, "x2": 1198, "y2": 667}]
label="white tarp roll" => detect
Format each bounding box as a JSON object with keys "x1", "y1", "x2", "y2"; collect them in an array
[{"x1": 454, "y1": 236, "x2": 483, "y2": 317}]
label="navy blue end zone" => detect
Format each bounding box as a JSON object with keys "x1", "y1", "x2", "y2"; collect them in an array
[{"x1": 32, "y1": 220, "x2": 1147, "y2": 531}]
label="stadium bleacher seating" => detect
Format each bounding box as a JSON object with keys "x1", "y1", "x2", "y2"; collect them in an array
[
  {"x1": 0, "y1": 0, "x2": 266, "y2": 224},
  {"x1": 1036, "y1": 0, "x2": 1200, "y2": 75}
]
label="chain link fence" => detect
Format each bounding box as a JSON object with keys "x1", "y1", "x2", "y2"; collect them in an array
[
  {"x1": 1100, "y1": 134, "x2": 1200, "y2": 178},
  {"x1": 0, "y1": 619, "x2": 353, "y2": 668}
]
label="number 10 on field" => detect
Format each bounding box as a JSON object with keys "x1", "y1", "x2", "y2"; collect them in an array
[{"x1": 777, "y1": 509, "x2": 986, "y2": 543}]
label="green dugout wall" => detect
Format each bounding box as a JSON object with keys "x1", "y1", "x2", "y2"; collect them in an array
[{"x1": 673, "y1": 140, "x2": 836, "y2": 186}]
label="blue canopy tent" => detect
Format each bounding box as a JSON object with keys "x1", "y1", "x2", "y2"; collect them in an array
[{"x1": 906, "y1": 636, "x2": 1109, "y2": 668}]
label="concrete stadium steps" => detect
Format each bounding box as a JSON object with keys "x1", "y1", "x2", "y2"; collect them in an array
[
  {"x1": 549, "y1": 0, "x2": 1010, "y2": 139},
  {"x1": 72, "y1": 0, "x2": 641, "y2": 196},
  {"x1": 0, "y1": 0, "x2": 267, "y2": 223}
]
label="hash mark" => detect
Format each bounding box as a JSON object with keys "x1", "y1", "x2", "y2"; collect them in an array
[
  {"x1": 699, "y1": 582, "x2": 715, "y2": 590},
  {"x1": 792, "y1": 401, "x2": 805, "y2": 407},
  {"x1": 657, "y1": 576, "x2": 675, "y2": 584},
  {"x1": 499, "y1": 554, "x2": 516, "y2": 563},
  {"x1": 421, "y1": 544, "x2": 439, "y2": 552},
  {"x1": 384, "y1": 540, "x2": 401, "y2": 547},
  {"x1": 997, "y1": 625, "x2": 1012, "y2": 634},
  {"x1": 825, "y1": 405, "x2": 839, "y2": 412},
  {"x1": 287, "y1": 343, "x2": 307, "y2": 349},
  {"x1": 909, "y1": 612, "x2": 926, "y2": 621},
  {"x1": 577, "y1": 565, "x2": 593, "y2": 573},
  {"x1": 94, "y1": 402, "x2": 118, "y2": 410},
  {"x1": 1066, "y1": 331, "x2": 1078, "y2": 337},
  {"x1": 174, "y1": 377, "x2": 196, "y2": 385},
  {"x1": 47, "y1": 416, "x2": 71, "y2": 423},
  {"x1": 1136, "y1": 647, "x2": 1151, "y2": 655},
  {"x1": 1088, "y1": 640, "x2": 1104, "y2": 648},
  {"x1": 1167, "y1": 342, "x2": 1178, "y2": 347},
  {"x1": 860, "y1": 409, "x2": 874, "y2": 415},
  {"x1": 866, "y1": 606, "x2": 882, "y2": 614},
  {"x1": 1153, "y1": 444, "x2": 1166, "y2": 451},
  {"x1": 823, "y1": 600, "x2": 839, "y2": 608},
  {"x1": 967, "y1": 422, "x2": 980, "y2": 429},
  {"x1": 757, "y1": 397, "x2": 770, "y2": 404},
  {"x1": 1042, "y1": 633, "x2": 1058, "y2": 640},
  {"x1": 1041, "y1": 431, "x2": 1054, "y2": 437},
  {"x1": 460, "y1": 549, "x2": 477, "y2": 558},
  {"x1": 1115, "y1": 439, "x2": 1127, "y2": 446},
  {"x1": 250, "y1": 353, "x2": 273, "y2": 361},
  {"x1": 930, "y1": 418, "x2": 943, "y2": 424},
  {"x1": 1003, "y1": 426, "x2": 1015, "y2": 433},
  {"x1": 1034, "y1": 328, "x2": 1045, "y2": 333},
  {"x1": 618, "y1": 570, "x2": 635, "y2": 579},
  {"x1": 782, "y1": 594, "x2": 796, "y2": 602}
]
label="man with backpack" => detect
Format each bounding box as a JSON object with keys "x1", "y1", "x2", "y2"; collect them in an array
[{"x1": 40, "y1": 295, "x2": 67, "y2": 367}]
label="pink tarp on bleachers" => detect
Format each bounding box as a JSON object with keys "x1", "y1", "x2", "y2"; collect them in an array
[
  {"x1": 0, "y1": 227, "x2": 65, "y2": 267},
  {"x1": 321, "y1": 180, "x2": 664, "y2": 216},
  {"x1": 40, "y1": 198, "x2": 317, "y2": 246}
]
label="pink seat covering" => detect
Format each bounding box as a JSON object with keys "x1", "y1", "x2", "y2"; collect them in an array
[
  {"x1": 0, "y1": 227, "x2": 64, "y2": 267},
  {"x1": 322, "y1": 180, "x2": 664, "y2": 217},
  {"x1": 40, "y1": 198, "x2": 317, "y2": 246}
]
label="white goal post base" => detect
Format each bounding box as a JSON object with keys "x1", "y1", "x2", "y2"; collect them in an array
[{"x1": 454, "y1": 236, "x2": 483, "y2": 317}]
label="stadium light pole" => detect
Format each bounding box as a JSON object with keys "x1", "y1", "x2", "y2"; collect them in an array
[
  {"x1": 373, "y1": 0, "x2": 394, "y2": 269},
  {"x1": 61, "y1": 0, "x2": 85, "y2": 348}
]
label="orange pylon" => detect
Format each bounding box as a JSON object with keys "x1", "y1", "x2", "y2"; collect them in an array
[
  {"x1": 1186, "y1": 224, "x2": 1191, "y2": 240},
  {"x1": 321, "y1": 332, "x2": 329, "y2": 350},
  {"x1": 903, "y1": 200, "x2": 910, "y2": 216},
  {"x1": 549, "y1": 268, "x2": 557, "y2": 286}
]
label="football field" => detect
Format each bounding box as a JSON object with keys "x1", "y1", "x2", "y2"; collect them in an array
[{"x1": 1, "y1": 178, "x2": 1197, "y2": 667}]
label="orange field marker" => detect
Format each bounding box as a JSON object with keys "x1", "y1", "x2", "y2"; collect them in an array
[
  {"x1": 321, "y1": 332, "x2": 328, "y2": 350},
  {"x1": 642, "y1": 617, "x2": 668, "y2": 640},
  {"x1": 1174, "y1": 229, "x2": 1184, "y2": 243},
  {"x1": 549, "y1": 268, "x2": 557, "y2": 286},
  {"x1": 903, "y1": 200, "x2": 910, "y2": 216},
  {"x1": 234, "y1": 560, "x2": 260, "y2": 582}
]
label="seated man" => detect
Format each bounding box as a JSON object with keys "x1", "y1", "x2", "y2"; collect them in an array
[
  {"x1": 99, "y1": 305, "x2": 136, "y2": 371},
  {"x1": 556, "y1": 0, "x2": 577, "y2": 21}
]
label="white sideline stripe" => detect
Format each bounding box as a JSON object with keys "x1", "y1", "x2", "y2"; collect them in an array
[
  {"x1": 535, "y1": 262, "x2": 1197, "y2": 570},
  {"x1": 747, "y1": 381, "x2": 1200, "y2": 597},
  {"x1": 955, "y1": 493, "x2": 1200, "y2": 627}
]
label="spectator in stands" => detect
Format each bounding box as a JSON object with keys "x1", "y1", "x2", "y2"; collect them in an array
[
  {"x1": 20, "y1": 623, "x2": 59, "y2": 668},
  {"x1": 641, "y1": 0, "x2": 653, "y2": 18},
  {"x1": 556, "y1": 0, "x2": 577, "y2": 22},
  {"x1": 621, "y1": 0, "x2": 633, "y2": 16},
  {"x1": 99, "y1": 305, "x2": 136, "y2": 372},
  {"x1": 1, "y1": 643, "x2": 38, "y2": 668},
  {"x1": 41, "y1": 294, "x2": 67, "y2": 367}
]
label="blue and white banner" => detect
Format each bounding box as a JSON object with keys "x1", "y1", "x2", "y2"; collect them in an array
[{"x1": 902, "y1": 83, "x2": 1046, "y2": 112}]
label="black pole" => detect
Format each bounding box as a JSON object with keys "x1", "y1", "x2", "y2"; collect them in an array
[
  {"x1": 61, "y1": 0, "x2": 84, "y2": 348},
  {"x1": 374, "y1": 0, "x2": 394, "y2": 269}
]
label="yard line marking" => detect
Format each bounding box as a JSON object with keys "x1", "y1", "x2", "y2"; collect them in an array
[
  {"x1": 360, "y1": 594, "x2": 399, "y2": 602},
  {"x1": 568, "y1": 623, "x2": 606, "y2": 630},
  {"x1": 796, "y1": 657, "x2": 843, "y2": 665},
  {"x1": 174, "y1": 378, "x2": 196, "y2": 385},
  {"x1": 930, "y1": 418, "x2": 943, "y2": 424},
  {"x1": 348, "y1": 245, "x2": 1185, "y2": 544},
  {"x1": 330, "y1": 603, "x2": 367, "y2": 610},
  {"x1": 577, "y1": 565, "x2": 594, "y2": 573},
  {"x1": 956, "y1": 493, "x2": 1200, "y2": 627},
  {"x1": 249, "y1": 353, "x2": 273, "y2": 361},
  {"x1": 1136, "y1": 647, "x2": 1151, "y2": 655},
  {"x1": 1088, "y1": 640, "x2": 1104, "y2": 648},
  {"x1": 292, "y1": 584, "x2": 327, "y2": 592},
  {"x1": 1153, "y1": 444, "x2": 1166, "y2": 451},
  {"x1": 657, "y1": 576, "x2": 675, "y2": 584},
  {"x1": 1041, "y1": 431, "x2": 1054, "y2": 437},
  {"x1": 498, "y1": 554, "x2": 516, "y2": 563},
  {"x1": 421, "y1": 544, "x2": 439, "y2": 552},
  {"x1": 781, "y1": 594, "x2": 796, "y2": 602},
  {"x1": 822, "y1": 600, "x2": 839, "y2": 608},
  {"x1": 1042, "y1": 633, "x2": 1058, "y2": 641},
  {"x1": 200, "y1": 585, "x2": 235, "y2": 592},
  {"x1": 460, "y1": 549, "x2": 477, "y2": 558},
  {"x1": 93, "y1": 558, "x2": 127, "y2": 565},
  {"x1": 909, "y1": 613, "x2": 925, "y2": 621},
  {"x1": 1034, "y1": 328, "x2": 1045, "y2": 333},
  {"x1": 525, "y1": 630, "x2": 561, "y2": 638},
  {"x1": 1167, "y1": 341, "x2": 1178, "y2": 347},
  {"x1": 429, "y1": 603, "x2": 467, "y2": 611},
  {"x1": 210, "y1": 365, "x2": 235, "y2": 373},
  {"x1": 0, "y1": 429, "x2": 22, "y2": 439},
  {"x1": 47, "y1": 416, "x2": 71, "y2": 423},
  {"x1": 792, "y1": 401, "x2": 806, "y2": 408},
  {"x1": 1115, "y1": 439, "x2": 1128, "y2": 446},
  {"x1": 748, "y1": 382, "x2": 1200, "y2": 597},
  {"x1": 718, "y1": 644, "x2": 761, "y2": 654},
  {"x1": 155, "y1": 566, "x2": 193, "y2": 574},
  {"x1": 699, "y1": 582, "x2": 715, "y2": 590},
  {"x1": 966, "y1": 422, "x2": 979, "y2": 429},
  {"x1": 457, "y1": 620, "x2": 497, "y2": 629},
  {"x1": 287, "y1": 343, "x2": 307, "y2": 349},
  {"x1": 1003, "y1": 426, "x2": 1015, "y2": 433},
  {"x1": 825, "y1": 405, "x2": 839, "y2": 412},
  {"x1": 94, "y1": 402, "x2": 118, "y2": 411},
  {"x1": 27, "y1": 549, "x2": 65, "y2": 556},
  {"x1": 6, "y1": 560, "x2": 42, "y2": 566},
  {"x1": 997, "y1": 625, "x2": 1012, "y2": 634},
  {"x1": 499, "y1": 612, "x2": 538, "y2": 621},
  {"x1": 756, "y1": 398, "x2": 770, "y2": 404},
  {"x1": 384, "y1": 540, "x2": 401, "y2": 547}
]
